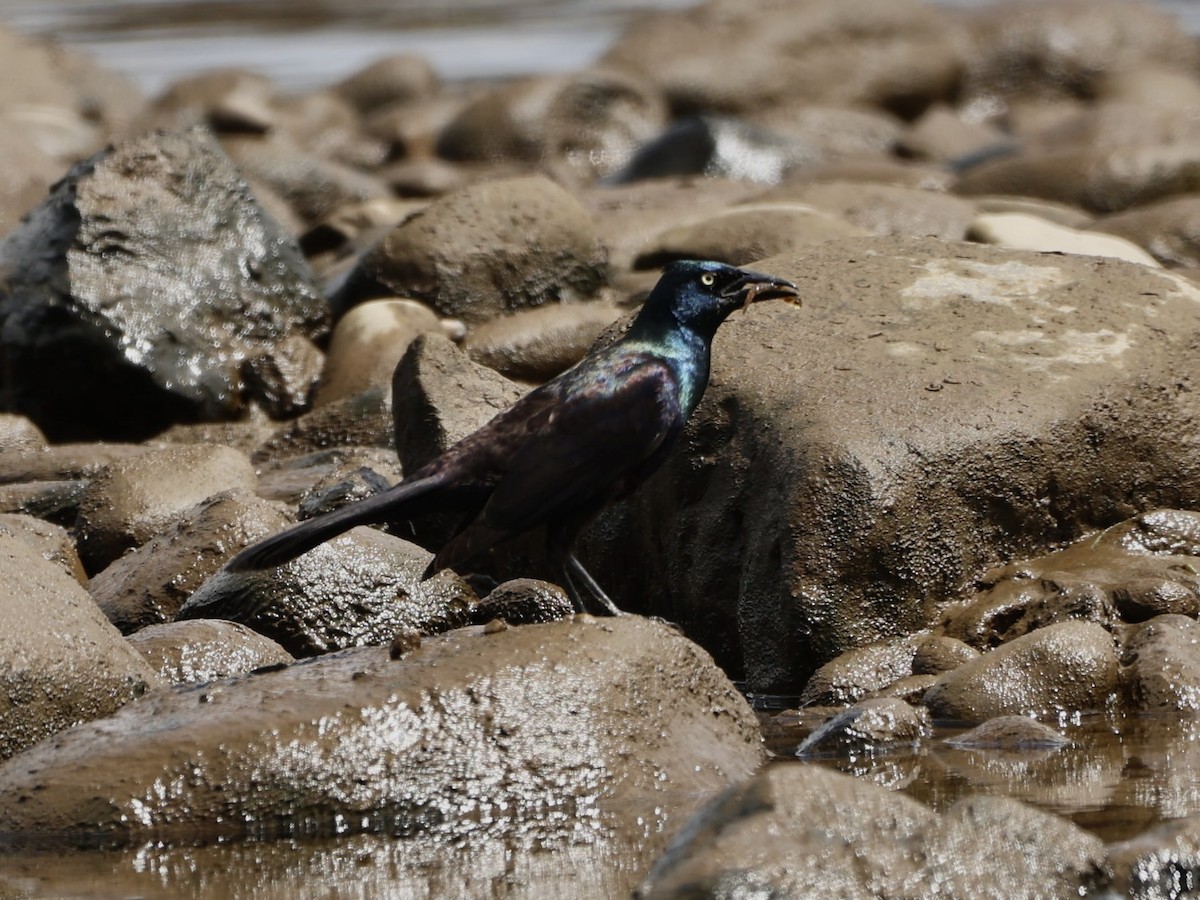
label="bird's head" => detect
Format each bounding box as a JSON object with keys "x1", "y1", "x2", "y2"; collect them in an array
[{"x1": 640, "y1": 260, "x2": 800, "y2": 337}]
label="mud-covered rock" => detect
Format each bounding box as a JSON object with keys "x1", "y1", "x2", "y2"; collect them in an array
[
  {"x1": 945, "y1": 715, "x2": 1070, "y2": 750},
  {"x1": 912, "y1": 635, "x2": 979, "y2": 676},
  {"x1": 1120, "y1": 615, "x2": 1200, "y2": 714},
  {"x1": 633, "y1": 203, "x2": 866, "y2": 269},
  {"x1": 603, "y1": 0, "x2": 960, "y2": 119},
  {"x1": 88, "y1": 490, "x2": 291, "y2": 633},
  {"x1": 470, "y1": 578, "x2": 575, "y2": 626},
  {"x1": 0, "y1": 534, "x2": 159, "y2": 760},
  {"x1": 463, "y1": 302, "x2": 622, "y2": 382},
  {"x1": 391, "y1": 333, "x2": 526, "y2": 472},
  {"x1": 127, "y1": 619, "x2": 293, "y2": 684},
  {"x1": 336, "y1": 175, "x2": 608, "y2": 324},
  {"x1": 585, "y1": 236, "x2": 1200, "y2": 690},
  {"x1": 0, "y1": 513, "x2": 85, "y2": 583},
  {"x1": 0, "y1": 616, "x2": 764, "y2": 868},
  {"x1": 76, "y1": 445, "x2": 257, "y2": 574},
  {"x1": 795, "y1": 697, "x2": 929, "y2": 758},
  {"x1": 0, "y1": 128, "x2": 328, "y2": 440},
  {"x1": 636, "y1": 765, "x2": 1108, "y2": 899},
  {"x1": 923, "y1": 621, "x2": 1119, "y2": 722},
  {"x1": 314, "y1": 298, "x2": 445, "y2": 407},
  {"x1": 178, "y1": 526, "x2": 477, "y2": 657},
  {"x1": 798, "y1": 635, "x2": 922, "y2": 707}
]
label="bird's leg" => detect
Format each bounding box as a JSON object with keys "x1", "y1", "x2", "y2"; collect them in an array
[{"x1": 565, "y1": 554, "x2": 622, "y2": 616}]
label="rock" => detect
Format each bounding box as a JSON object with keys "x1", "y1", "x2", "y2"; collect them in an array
[
  {"x1": 633, "y1": 203, "x2": 866, "y2": 269},
  {"x1": 748, "y1": 103, "x2": 904, "y2": 166},
  {"x1": 0, "y1": 533, "x2": 159, "y2": 760},
  {"x1": 865, "y1": 673, "x2": 939, "y2": 704},
  {"x1": 177, "y1": 526, "x2": 477, "y2": 657},
  {"x1": 0, "y1": 616, "x2": 764, "y2": 870},
  {"x1": 760, "y1": 180, "x2": 977, "y2": 240},
  {"x1": 969, "y1": 212, "x2": 1161, "y2": 266},
  {"x1": 437, "y1": 68, "x2": 666, "y2": 183},
  {"x1": 153, "y1": 414, "x2": 277, "y2": 457},
  {"x1": 0, "y1": 513, "x2": 85, "y2": 583},
  {"x1": 798, "y1": 635, "x2": 922, "y2": 706},
  {"x1": 1107, "y1": 815, "x2": 1200, "y2": 898},
  {"x1": 314, "y1": 298, "x2": 445, "y2": 407},
  {"x1": 0, "y1": 444, "x2": 148, "y2": 485},
  {"x1": 0, "y1": 129, "x2": 61, "y2": 239},
  {"x1": 254, "y1": 447, "x2": 402, "y2": 506},
  {"x1": 331, "y1": 54, "x2": 439, "y2": 115},
  {"x1": 87, "y1": 490, "x2": 291, "y2": 633},
  {"x1": 939, "y1": 510, "x2": 1200, "y2": 648},
  {"x1": 0, "y1": 413, "x2": 45, "y2": 450},
  {"x1": 1091, "y1": 196, "x2": 1200, "y2": 268},
  {"x1": 126, "y1": 619, "x2": 293, "y2": 684},
  {"x1": 391, "y1": 334, "x2": 526, "y2": 472},
  {"x1": 470, "y1": 578, "x2": 575, "y2": 626},
  {"x1": 1120, "y1": 615, "x2": 1200, "y2": 713},
  {"x1": 76, "y1": 445, "x2": 257, "y2": 574},
  {"x1": 912, "y1": 636, "x2": 979, "y2": 675},
  {"x1": 972, "y1": 195, "x2": 1094, "y2": 228},
  {"x1": 945, "y1": 715, "x2": 1070, "y2": 750},
  {"x1": 253, "y1": 385, "x2": 394, "y2": 463},
  {"x1": 463, "y1": 302, "x2": 622, "y2": 382},
  {"x1": 899, "y1": 104, "x2": 1009, "y2": 164},
  {"x1": 142, "y1": 68, "x2": 278, "y2": 134},
  {"x1": 636, "y1": 766, "x2": 1108, "y2": 899},
  {"x1": 0, "y1": 481, "x2": 87, "y2": 527},
  {"x1": 0, "y1": 128, "x2": 328, "y2": 441},
  {"x1": 795, "y1": 697, "x2": 929, "y2": 758},
  {"x1": 295, "y1": 452, "x2": 404, "y2": 521},
  {"x1": 336, "y1": 176, "x2": 608, "y2": 324},
  {"x1": 923, "y1": 621, "x2": 1119, "y2": 723},
  {"x1": 603, "y1": 0, "x2": 959, "y2": 119},
  {"x1": 584, "y1": 236, "x2": 1200, "y2": 690}
]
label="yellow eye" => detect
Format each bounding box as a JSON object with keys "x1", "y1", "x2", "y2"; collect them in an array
[{"x1": 700, "y1": 273, "x2": 716, "y2": 286}]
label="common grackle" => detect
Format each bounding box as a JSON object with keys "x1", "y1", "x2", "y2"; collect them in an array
[{"x1": 225, "y1": 260, "x2": 800, "y2": 614}]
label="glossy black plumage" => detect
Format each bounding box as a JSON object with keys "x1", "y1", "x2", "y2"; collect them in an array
[{"x1": 225, "y1": 260, "x2": 800, "y2": 614}]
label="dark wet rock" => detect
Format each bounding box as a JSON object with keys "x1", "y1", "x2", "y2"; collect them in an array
[
  {"x1": 254, "y1": 447, "x2": 402, "y2": 506},
  {"x1": 391, "y1": 333, "x2": 526, "y2": 472},
  {"x1": 940, "y1": 511, "x2": 1200, "y2": 647},
  {"x1": 923, "y1": 621, "x2": 1119, "y2": 723},
  {"x1": 760, "y1": 180, "x2": 977, "y2": 240},
  {"x1": 76, "y1": 445, "x2": 257, "y2": 575},
  {"x1": 295, "y1": 453, "x2": 404, "y2": 521},
  {"x1": 899, "y1": 104, "x2": 1009, "y2": 164},
  {"x1": 0, "y1": 414, "x2": 45, "y2": 450},
  {"x1": 795, "y1": 697, "x2": 929, "y2": 758},
  {"x1": 945, "y1": 715, "x2": 1070, "y2": 750},
  {"x1": 956, "y1": 0, "x2": 1199, "y2": 108},
  {"x1": 912, "y1": 635, "x2": 979, "y2": 676},
  {"x1": 178, "y1": 526, "x2": 477, "y2": 657},
  {"x1": 220, "y1": 132, "x2": 390, "y2": 225},
  {"x1": 1092, "y1": 196, "x2": 1200, "y2": 269},
  {"x1": 798, "y1": 635, "x2": 922, "y2": 707},
  {"x1": 0, "y1": 513, "x2": 85, "y2": 583},
  {"x1": 335, "y1": 175, "x2": 608, "y2": 324},
  {"x1": 463, "y1": 302, "x2": 622, "y2": 382},
  {"x1": 953, "y1": 144, "x2": 1200, "y2": 215},
  {"x1": 437, "y1": 68, "x2": 666, "y2": 183},
  {"x1": 1107, "y1": 815, "x2": 1200, "y2": 899},
  {"x1": 331, "y1": 54, "x2": 439, "y2": 115},
  {"x1": 636, "y1": 765, "x2": 1108, "y2": 899},
  {"x1": 634, "y1": 764, "x2": 939, "y2": 898},
  {"x1": 587, "y1": 236, "x2": 1200, "y2": 690},
  {"x1": 1120, "y1": 615, "x2": 1200, "y2": 714},
  {"x1": 314, "y1": 298, "x2": 444, "y2": 407},
  {"x1": 604, "y1": 116, "x2": 806, "y2": 185},
  {"x1": 0, "y1": 616, "x2": 763, "y2": 868},
  {"x1": 969, "y1": 211, "x2": 1159, "y2": 266},
  {"x1": 0, "y1": 128, "x2": 328, "y2": 441},
  {"x1": 603, "y1": 0, "x2": 959, "y2": 119},
  {"x1": 388, "y1": 625, "x2": 423, "y2": 659},
  {"x1": 253, "y1": 384, "x2": 394, "y2": 463},
  {"x1": 632, "y1": 203, "x2": 866, "y2": 269},
  {"x1": 87, "y1": 490, "x2": 291, "y2": 634},
  {"x1": 126, "y1": 619, "x2": 293, "y2": 684},
  {"x1": 470, "y1": 578, "x2": 575, "y2": 626},
  {"x1": 0, "y1": 444, "x2": 148, "y2": 485},
  {"x1": 153, "y1": 414, "x2": 277, "y2": 457},
  {"x1": 0, "y1": 533, "x2": 159, "y2": 761},
  {"x1": 0, "y1": 480, "x2": 87, "y2": 527},
  {"x1": 864, "y1": 673, "x2": 940, "y2": 704}
]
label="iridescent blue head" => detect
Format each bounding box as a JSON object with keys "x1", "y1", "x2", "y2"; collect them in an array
[{"x1": 632, "y1": 260, "x2": 800, "y2": 340}]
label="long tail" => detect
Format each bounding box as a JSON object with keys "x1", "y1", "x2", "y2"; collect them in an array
[{"x1": 225, "y1": 474, "x2": 445, "y2": 573}]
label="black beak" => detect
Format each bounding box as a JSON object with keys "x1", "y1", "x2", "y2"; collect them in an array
[{"x1": 721, "y1": 269, "x2": 801, "y2": 309}]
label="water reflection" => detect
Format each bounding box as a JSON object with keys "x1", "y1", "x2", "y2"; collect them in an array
[{"x1": 766, "y1": 712, "x2": 1200, "y2": 843}]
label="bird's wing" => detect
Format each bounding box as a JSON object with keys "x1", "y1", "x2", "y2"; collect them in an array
[{"x1": 433, "y1": 355, "x2": 684, "y2": 570}]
